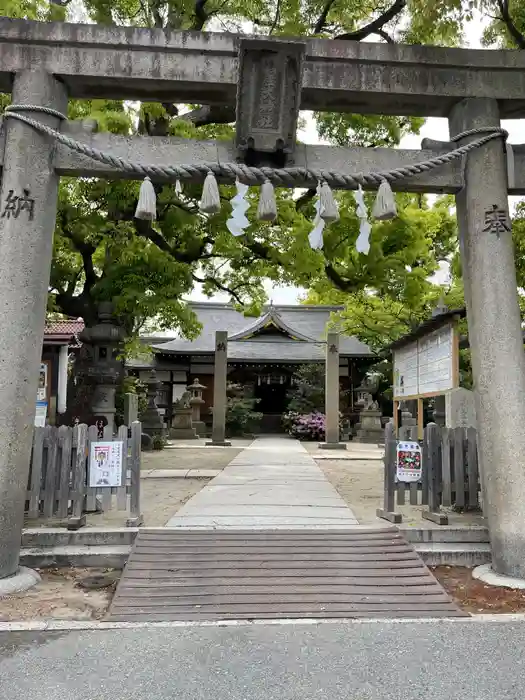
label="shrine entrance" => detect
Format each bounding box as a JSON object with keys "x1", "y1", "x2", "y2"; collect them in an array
[{"x1": 2, "y1": 18, "x2": 525, "y2": 583}]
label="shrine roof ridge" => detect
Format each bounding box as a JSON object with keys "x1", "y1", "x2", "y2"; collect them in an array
[
  {"x1": 151, "y1": 302, "x2": 373, "y2": 358},
  {"x1": 3, "y1": 19, "x2": 525, "y2": 117},
  {"x1": 386, "y1": 308, "x2": 466, "y2": 352}
]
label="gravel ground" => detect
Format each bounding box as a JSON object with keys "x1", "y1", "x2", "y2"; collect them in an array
[
  {"x1": 141, "y1": 440, "x2": 251, "y2": 470},
  {"x1": 0, "y1": 568, "x2": 116, "y2": 621},
  {"x1": 316, "y1": 457, "x2": 485, "y2": 527}
]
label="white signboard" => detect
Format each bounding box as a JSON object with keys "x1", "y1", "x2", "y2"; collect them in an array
[
  {"x1": 396, "y1": 441, "x2": 422, "y2": 483},
  {"x1": 89, "y1": 441, "x2": 124, "y2": 487},
  {"x1": 34, "y1": 400, "x2": 47, "y2": 427},
  {"x1": 394, "y1": 323, "x2": 455, "y2": 399}
]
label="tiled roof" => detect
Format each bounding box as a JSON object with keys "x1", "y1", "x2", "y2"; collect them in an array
[
  {"x1": 44, "y1": 319, "x2": 84, "y2": 345},
  {"x1": 151, "y1": 302, "x2": 373, "y2": 361}
]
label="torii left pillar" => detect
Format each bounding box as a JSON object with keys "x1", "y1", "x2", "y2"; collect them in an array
[{"x1": 0, "y1": 70, "x2": 67, "y2": 586}]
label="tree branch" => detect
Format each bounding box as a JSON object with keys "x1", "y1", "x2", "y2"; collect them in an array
[
  {"x1": 313, "y1": 0, "x2": 337, "y2": 34},
  {"x1": 497, "y1": 0, "x2": 525, "y2": 48},
  {"x1": 192, "y1": 274, "x2": 245, "y2": 305},
  {"x1": 193, "y1": 0, "x2": 210, "y2": 30},
  {"x1": 324, "y1": 263, "x2": 361, "y2": 292},
  {"x1": 335, "y1": 0, "x2": 406, "y2": 41},
  {"x1": 180, "y1": 104, "x2": 236, "y2": 127}
]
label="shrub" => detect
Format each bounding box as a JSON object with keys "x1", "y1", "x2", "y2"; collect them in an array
[
  {"x1": 282, "y1": 410, "x2": 344, "y2": 441},
  {"x1": 225, "y1": 383, "x2": 263, "y2": 436},
  {"x1": 152, "y1": 434, "x2": 166, "y2": 450}
]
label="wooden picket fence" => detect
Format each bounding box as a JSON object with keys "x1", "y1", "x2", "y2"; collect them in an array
[
  {"x1": 378, "y1": 421, "x2": 480, "y2": 525},
  {"x1": 26, "y1": 422, "x2": 142, "y2": 528}
]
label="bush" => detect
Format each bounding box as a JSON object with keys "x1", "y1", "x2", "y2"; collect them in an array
[
  {"x1": 283, "y1": 410, "x2": 344, "y2": 441},
  {"x1": 152, "y1": 434, "x2": 166, "y2": 450},
  {"x1": 283, "y1": 411, "x2": 327, "y2": 441},
  {"x1": 225, "y1": 383, "x2": 263, "y2": 436}
]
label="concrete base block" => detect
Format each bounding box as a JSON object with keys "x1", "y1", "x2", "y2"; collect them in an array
[
  {"x1": 0, "y1": 567, "x2": 40, "y2": 597},
  {"x1": 422, "y1": 509, "x2": 449, "y2": 526},
  {"x1": 20, "y1": 545, "x2": 130, "y2": 569},
  {"x1": 376, "y1": 507, "x2": 402, "y2": 524},
  {"x1": 67, "y1": 515, "x2": 87, "y2": 531},
  {"x1": 416, "y1": 542, "x2": 491, "y2": 567},
  {"x1": 473, "y1": 563, "x2": 525, "y2": 589},
  {"x1": 126, "y1": 514, "x2": 144, "y2": 527},
  {"x1": 205, "y1": 440, "x2": 232, "y2": 447},
  {"x1": 318, "y1": 442, "x2": 347, "y2": 450}
]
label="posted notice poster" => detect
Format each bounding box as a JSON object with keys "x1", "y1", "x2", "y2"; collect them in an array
[
  {"x1": 89, "y1": 441, "x2": 124, "y2": 487},
  {"x1": 34, "y1": 400, "x2": 47, "y2": 427},
  {"x1": 396, "y1": 441, "x2": 422, "y2": 483}
]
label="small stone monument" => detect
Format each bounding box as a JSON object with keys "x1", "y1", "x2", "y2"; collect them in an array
[
  {"x1": 170, "y1": 390, "x2": 198, "y2": 440},
  {"x1": 188, "y1": 378, "x2": 207, "y2": 437},
  {"x1": 141, "y1": 370, "x2": 165, "y2": 443},
  {"x1": 445, "y1": 387, "x2": 477, "y2": 428}
]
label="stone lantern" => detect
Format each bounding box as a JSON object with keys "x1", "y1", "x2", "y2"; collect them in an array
[
  {"x1": 188, "y1": 378, "x2": 206, "y2": 436},
  {"x1": 78, "y1": 302, "x2": 125, "y2": 432}
]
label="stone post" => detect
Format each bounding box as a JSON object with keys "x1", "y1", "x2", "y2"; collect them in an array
[
  {"x1": 449, "y1": 97, "x2": 525, "y2": 578},
  {"x1": 206, "y1": 331, "x2": 231, "y2": 446},
  {"x1": 0, "y1": 70, "x2": 67, "y2": 582},
  {"x1": 141, "y1": 370, "x2": 165, "y2": 439},
  {"x1": 57, "y1": 344, "x2": 69, "y2": 415},
  {"x1": 319, "y1": 332, "x2": 346, "y2": 450}
]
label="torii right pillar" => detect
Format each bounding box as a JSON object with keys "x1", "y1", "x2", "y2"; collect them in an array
[{"x1": 450, "y1": 97, "x2": 525, "y2": 578}]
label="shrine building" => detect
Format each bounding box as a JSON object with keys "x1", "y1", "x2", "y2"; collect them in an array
[{"x1": 128, "y1": 302, "x2": 374, "y2": 432}]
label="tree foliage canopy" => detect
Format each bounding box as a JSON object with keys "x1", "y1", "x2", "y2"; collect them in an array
[{"x1": 2, "y1": 0, "x2": 525, "y2": 343}]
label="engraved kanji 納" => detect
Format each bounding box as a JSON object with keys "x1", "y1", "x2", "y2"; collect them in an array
[{"x1": 1, "y1": 188, "x2": 35, "y2": 221}]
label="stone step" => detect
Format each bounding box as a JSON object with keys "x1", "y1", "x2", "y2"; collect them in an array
[
  {"x1": 22, "y1": 527, "x2": 138, "y2": 548},
  {"x1": 20, "y1": 545, "x2": 130, "y2": 569},
  {"x1": 415, "y1": 542, "x2": 491, "y2": 567}
]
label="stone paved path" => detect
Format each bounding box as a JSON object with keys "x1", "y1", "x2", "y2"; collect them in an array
[{"x1": 166, "y1": 437, "x2": 358, "y2": 528}]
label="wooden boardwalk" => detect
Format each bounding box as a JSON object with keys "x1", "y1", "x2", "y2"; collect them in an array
[{"x1": 107, "y1": 527, "x2": 467, "y2": 621}]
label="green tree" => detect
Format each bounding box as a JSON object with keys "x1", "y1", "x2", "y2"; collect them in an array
[{"x1": 1, "y1": 0, "x2": 479, "y2": 341}]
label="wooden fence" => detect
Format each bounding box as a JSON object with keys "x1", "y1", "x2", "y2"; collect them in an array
[
  {"x1": 26, "y1": 422, "x2": 142, "y2": 529},
  {"x1": 378, "y1": 421, "x2": 480, "y2": 525}
]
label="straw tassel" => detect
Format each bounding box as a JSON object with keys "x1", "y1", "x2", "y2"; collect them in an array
[
  {"x1": 372, "y1": 179, "x2": 397, "y2": 220},
  {"x1": 319, "y1": 181, "x2": 339, "y2": 223},
  {"x1": 257, "y1": 179, "x2": 278, "y2": 221},
  {"x1": 354, "y1": 185, "x2": 371, "y2": 254},
  {"x1": 134, "y1": 176, "x2": 157, "y2": 220},
  {"x1": 199, "y1": 171, "x2": 221, "y2": 214},
  {"x1": 308, "y1": 182, "x2": 325, "y2": 250}
]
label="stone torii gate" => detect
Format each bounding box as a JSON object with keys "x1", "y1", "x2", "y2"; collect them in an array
[{"x1": 1, "y1": 18, "x2": 525, "y2": 586}]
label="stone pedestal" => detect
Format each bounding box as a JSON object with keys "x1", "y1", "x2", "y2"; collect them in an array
[
  {"x1": 319, "y1": 332, "x2": 346, "y2": 450},
  {"x1": 450, "y1": 97, "x2": 525, "y2": 578},
  {"x1": 170, "y1": 408, "x2": 197, "y2": 440},
  {"x1": 354, "y1": 409, "x2": 384, "y2": 444},
  {"x1": 141, "y1": 370, "x2": 165, "y2": 439},
  {"x1": 0, "y1": 70, "x2": 67, "y2": 581}
]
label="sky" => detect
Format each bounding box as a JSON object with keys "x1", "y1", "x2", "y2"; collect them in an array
[{"x1": 190, "y1": 13, "x2": 525, "y2": 306}]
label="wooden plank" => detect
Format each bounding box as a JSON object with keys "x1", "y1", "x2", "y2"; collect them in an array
[
  {"x1": 28, "y1": 427, "x2": 45, "y2": 518},
  {"x1": 137, "y1": 528, "x2": 399, "y2": 540},
  {"x1": 116, "y1": 424, "x2": 129, "y2": 511},
  {"x1": 70, "y1": 423, "x2": 88, "y2": 521},
  {"x1": 119, "y1": 575, "x2": 437, "y2": 586},
  {"x1": 128, "y1": 551, "x2": 418, "y2": 563},
  {"x1": 109, "y1": 601, "x2": 460, "y2": 613},
  {"x1": 108, "y1": 609, "x2": 467, "y2": 621},
  {"x1": 85, "y1": 425, "x2": 98, "y2": 512},
  {"x1": 116, "y1": 586, "x2": 448, "y2": 598},
  {"x1": 117, "y1": 583, "x2": 439, "y2": 595},
  {"x1": 57, "y1": 425, "x2": 73, "y2": 518},
  {"x1": 441, "y1": 428, "x2": 452, "y2": 506},
  {"x1": 132, "y1": 540, "x2": 406, "y2": 551},
  {"x1": 454, "y1": 427, "x2": 466, "y2": 509},
  {"x1": 101, "y1": 424, "x2": 113, "y2": 512},
  {"x1": 467, "y1": 426, "x2": 479, "y2": 508},
  {"x1": 42, "y1": 426, "x2": 58, "y2": 518}
]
